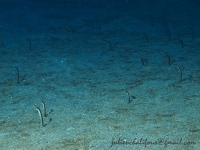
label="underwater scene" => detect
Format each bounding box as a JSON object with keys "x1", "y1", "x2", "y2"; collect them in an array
[{"x1": 0, "y1": 0, "x2": 200, "y2": 149}]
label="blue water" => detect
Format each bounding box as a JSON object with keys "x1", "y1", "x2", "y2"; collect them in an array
[{"x1": 0, "y1": 0, "x2": 199, "y2": 149}]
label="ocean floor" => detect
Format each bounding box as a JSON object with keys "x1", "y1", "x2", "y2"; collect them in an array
[{"x1": 0, "y1": 0, "x2": 200, "y2": 149}]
